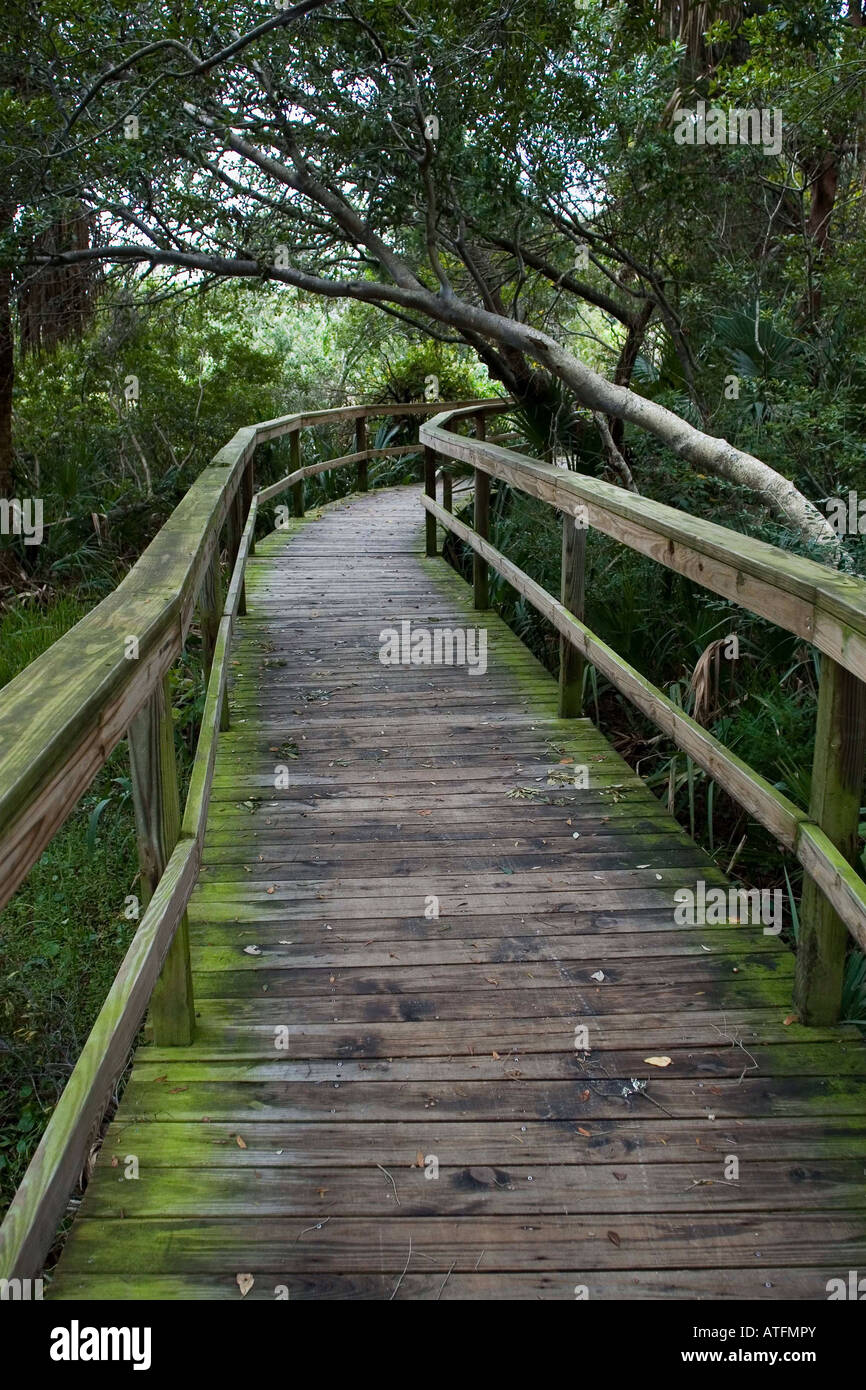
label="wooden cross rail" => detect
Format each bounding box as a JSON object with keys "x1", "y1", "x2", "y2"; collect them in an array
[{"x1": 420, "y1": 404, "x2": 866, "y2": 1027}]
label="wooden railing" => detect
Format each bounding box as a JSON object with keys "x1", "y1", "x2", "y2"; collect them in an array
[
  {"x1": 0, "y1": 397, "x2": 485, "y2": 1280},
  {"x1": 420, "y1": 402, "x2": 866, "y2": 1032}
]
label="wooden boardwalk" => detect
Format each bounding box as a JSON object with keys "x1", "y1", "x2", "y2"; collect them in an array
[{"x1": 49, "y1": 483, "x2": 866, "y2": 1300}]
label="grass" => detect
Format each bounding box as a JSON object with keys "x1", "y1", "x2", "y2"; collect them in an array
[{"x1": 0, "y1": 596, "x2": 90, "y2": 690}]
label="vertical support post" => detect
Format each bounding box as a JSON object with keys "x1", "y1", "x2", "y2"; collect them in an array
[
  {"x1": 424, "y1": 446, "x2": 437, "y2": 557},
  {"x1": 290, "y1": 429, "x2": 304, "y2": 518},
  {"x1": 229, "y1": 488, "x2": 246, "y2": 618},
  {"x1": 558, "y1": 514, "x2": 587, "y2": 717},
  {"x1": 242, "y1": 455, "x2": 255, "y2": 555},
  {"x1": 794, "y1": 657, "x2": 866, "y2": 1024},
  {"x1": 127, "y1": 675, "x2": 195, "y2": 1045},
  {"x1": 199, "y1": 544, "x2": 230, "y2": 732},
  {"x1": 356, "y1": 416, "x2": 368, "y2": 493},
  {"x1": 473, "y1": 411, "x2": 489, "y2": 609},
  {"x1": 442, "y1": 470, "x2": 452, "y2": 513}
]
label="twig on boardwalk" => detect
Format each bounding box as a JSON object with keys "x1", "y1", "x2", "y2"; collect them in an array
[
  {"x1": 377, "y1": 1163, "x2": 401, "y2": 1205},
  {"x1": 294, "y1": 1216, "x2": 331, "y2": 1243},
  {"x1": 437, "y1": 1260, "x2": 457, "y2": 1299},
  {"x1": 390, "y1": 1237, "x2": 412, "y2": 1300},
  {"x1": 710, "y1": 1015, "x2": 759, "y2": 1083}
]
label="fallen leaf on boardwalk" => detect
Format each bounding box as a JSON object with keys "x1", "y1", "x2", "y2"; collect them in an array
[
  {"x1": 110, "y1": 1156, "x2": 119, "y2": 1168},
  {"x1": 492, "y1": 1051, "x2": 501, "y2": 1060},
  {"x1": 485, "y1": 977, "x2": 499, "y2": 986},
  {"x1": 153, "y1": 1075, "x2": 167, "y2": 1083},
  {"x1": 607, "y1": 1231, "x2": 621, "y2": 1247},
  {"x1": 644, "y1": 1056, "x2": 672, "y2": 1068},
  {"x1": 266, "y1": 887, "x2": 275, "y2": 895},
  {"x1": 613, "y1": 1172, "x2": 627, "y2": 1181},
  {"x1": 418, "y1": 810, "x2": 432, "y2": 816},
  {"x1": 580, "y1": 1089, "x2": 591, "y2": 1101},
  {"x1": 244, "y1": 945, "x2": 262, "y2": 955},
  {"x1": 169, "y1": 1086, "x2": 188, "y2": 1093},
  {"x1": 414, "y1": 1151, "x2": 425, "y2": 1168},
  {"x1": 784, "y1": 1013, "x2": 798, "y2": 1025},
  {"x1": 590, "y1": 970, "x2": 605, "y2": 983},
  {"x1": 236, "y1": 1135, "x2": 247, "y2": 1149},
  {"x1": 236, "y1": 1273, "x2": 254, "y2": 1297},
  {"x1": 317, "y1": 1188, "x2": 328, "y2": 1198},
  {"x1": 577, "y1": 1127, "x2": 591, "y2": 1137}
]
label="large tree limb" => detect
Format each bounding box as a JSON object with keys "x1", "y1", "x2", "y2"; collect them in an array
[{"x1": 39, "y1": 242, "x2": 837, "y2": 549}]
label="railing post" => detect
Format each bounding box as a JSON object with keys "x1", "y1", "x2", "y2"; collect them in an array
[
  {"x1": 291, "y1": 429, "x2": 304, "y2": 517},
  {"x1": 242, "y1": 455, "x2": 255, "y2": 555},
  {"x1": 442, "y1": 469, "x2": 453, "y2": 514},
  {"x1": 356, "y1": 416, "x2": 368, "y2": 493},
  {"x1": 228, "y1": 487, "x2": 246, "y2": 617},
  {"x1": 473, "y1": 411, "x2": 489, "y2": 609},
  {"x1": 127, "y1": 675, "x2": 195, "y2": 1045},
  {"x1": 794, "y1": 657, "x2": 866, "y2": 1024},
  {"x1": 424, "y1": 446, "x2": 438, "y2": 556},
  {"x1": 199, "y1": 544, "x2": 230, "y2": 732},
  {"x1": 558, "y1": 514, "x2": 587, "y2": 717}
]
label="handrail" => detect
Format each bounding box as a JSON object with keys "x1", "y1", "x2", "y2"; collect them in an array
[
  {"x1": 422, "y1": 407, "x2": 866, "y2": 680},
  {"x1": 0, "y1": 396, "x2": 492, "y2": 1279},
  {"x1": 421, "y1": 403, "x2": 866, "y2": 1027}
]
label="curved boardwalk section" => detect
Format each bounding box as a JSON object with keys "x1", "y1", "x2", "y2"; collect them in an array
[{"x1": 49, "y1": 484, "x2": 866, "y2": 1300}]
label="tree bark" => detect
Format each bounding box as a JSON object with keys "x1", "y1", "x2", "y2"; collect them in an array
[{"x1": 0, "y1": 262, "x2": 13, "y2": 498}]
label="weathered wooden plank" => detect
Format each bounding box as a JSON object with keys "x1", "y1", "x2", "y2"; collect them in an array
[
  {"x1": 115, "y1": 1073, "x2": 861, "y2": 1123},
  {"x1": 75, "y1": 1114, "x2": 866, "y2": 1168},
  {"x1": 51, "y1": 1213, "x2": 866, "y2": 1274},
  {"x1": 131, "y1": 1040, "x2": 866, "y2": 1081},
  {"x1": 77, "y1": 1158, "x2": 866, "y2": 1219},
  {"x1": 43, "y1": 1267, "x2": 857, "y2": 1300}
]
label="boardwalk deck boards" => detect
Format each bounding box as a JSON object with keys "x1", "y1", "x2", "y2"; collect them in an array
[{"x1": 47, "y1": 484, "x2": 866, "y2": 1301}]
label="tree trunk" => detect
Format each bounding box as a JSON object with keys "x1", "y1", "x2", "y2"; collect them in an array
[{"x1": 0, "y1": 263, "x2": 13, "y2": 497}]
